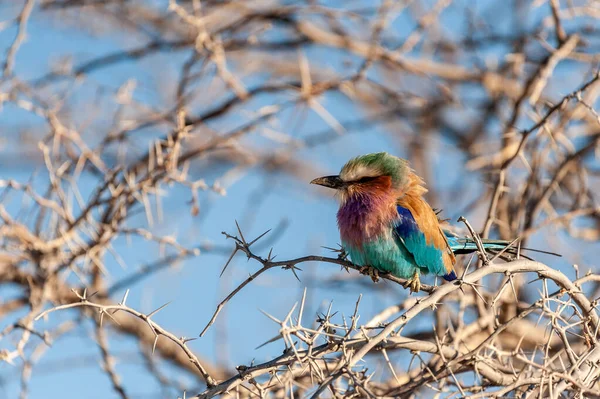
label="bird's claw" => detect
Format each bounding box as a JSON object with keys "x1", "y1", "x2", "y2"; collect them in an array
[
  {"x1": 359, "y1": 265, "x2": 380, "y2": 283},
  {"x1": 403, "y1": 270, "x2": 421, "y2": 293}
]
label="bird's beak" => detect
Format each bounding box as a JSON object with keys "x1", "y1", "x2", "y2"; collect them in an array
[{"x1": 310, "y1": 175, "x2": 345, "y2": 189}]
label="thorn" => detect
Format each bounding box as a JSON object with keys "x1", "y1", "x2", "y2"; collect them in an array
[
  {"x1": 181, "y1": 336, "x2": 197, "y2": 344},
  {"x1": 102, "y1": 309, "x2": 122, "y2": 326},
  {"x1": 147, "y1": 302, "x2": 171, "y2": 319},
  {"x1": 219, "y1": 247, "x2": 238, "y2": 277},
  {"x1": 152, "y1": 335, "x2": 159, "y2": 354},
  {"x1": 235, "y1": 220, "x2": 246, "y2": 244},
  {"x1": 298, "y1": 288, "x2": 307, "y2": 326},
  {"x1": 321, "y1": 246, "x2": 339, "y2": 251},
  {"x1": 471, "y1": 284, "x2": 488, "y2": 305},
  {"x1": 248, "y1": 228, "x2": 272, "y2": 246},
  {"x1": 255, "y1": 334, "x2": 283, "y2": 349},
  {"x1": 284, "y1": 264, "x2": 302, "y2": 282},
  {"x1": 283, "y1": 303, "x2": 298, "y2": 325},
  {"x1": 120, "y1": 289, "x2": 130, "y2": 306},
  {"x1": 259, "y1": 309, "x2": 282, "y2": 324}
]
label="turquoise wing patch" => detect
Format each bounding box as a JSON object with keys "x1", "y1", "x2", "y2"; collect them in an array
[{"x1": 393, "y1": 205, "x2": 448, "y2": 277}]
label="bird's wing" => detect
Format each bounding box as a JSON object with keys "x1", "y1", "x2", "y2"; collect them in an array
[{"x1": 395, "y1": 196, "x2": 456, "y2": 279}]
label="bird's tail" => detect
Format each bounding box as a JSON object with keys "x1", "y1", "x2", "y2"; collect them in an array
[{"x1": 446, "y1": 235, "x2": 560, "y2": 258}]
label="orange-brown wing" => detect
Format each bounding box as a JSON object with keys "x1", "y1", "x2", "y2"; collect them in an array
[{"x1": 396, "y1": 194, "x2": 455, "y2": 274}]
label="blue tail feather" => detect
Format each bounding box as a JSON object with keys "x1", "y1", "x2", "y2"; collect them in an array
[
  {"x1": 444, "y1": 231, "x2": 560, "y2": 257},
  {"x1": 443, "y1": 270, "x2": 457, "y2": 281},
  {"x1": 447, "y1": 237, "x2": 508, "y2": 253}
]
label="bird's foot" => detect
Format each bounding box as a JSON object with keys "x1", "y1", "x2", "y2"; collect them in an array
[
  {"x1": 403, "y1": 271, "x2": 421, "y2": 293},
  {"x1": 359, "y1": 265, "x2": 380, "y2": 283}
]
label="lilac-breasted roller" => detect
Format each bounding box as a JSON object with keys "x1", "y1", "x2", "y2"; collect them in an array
[{"x1": 311, "y1": 152, "x2": 525, "y2": 293}]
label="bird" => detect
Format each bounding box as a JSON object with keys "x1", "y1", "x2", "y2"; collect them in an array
[{"x1": 310, "y1": 152, "x2": 552, "y2": 293}]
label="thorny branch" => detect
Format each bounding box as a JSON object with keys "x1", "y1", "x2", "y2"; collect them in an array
[
  {"x1": 1, "y1": 0, "x2": 600, "y2": 398},
  {"x1": 187, "y1": 224, "x2": 600, "y2": 398}
]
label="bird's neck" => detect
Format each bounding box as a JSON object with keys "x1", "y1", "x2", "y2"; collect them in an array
[{"x1": 337, "y1": 190, "x2": 398, "y2": 246}]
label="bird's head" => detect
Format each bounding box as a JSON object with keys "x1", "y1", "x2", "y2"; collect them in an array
[{"x1": 311, "y1": 152, "x2": 412, "y2": 201}]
